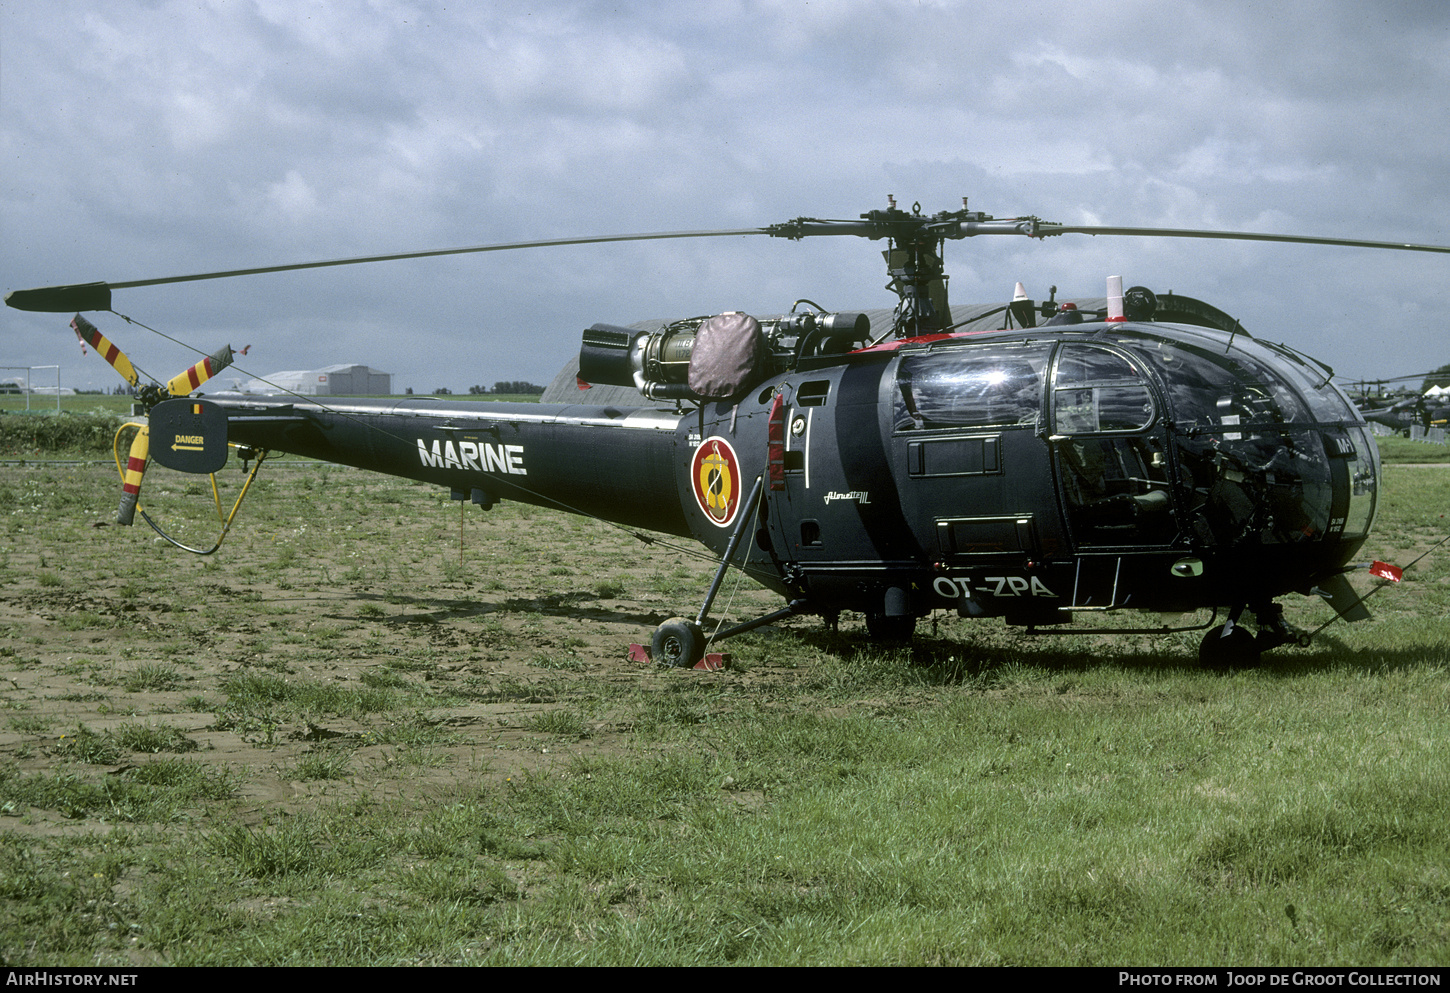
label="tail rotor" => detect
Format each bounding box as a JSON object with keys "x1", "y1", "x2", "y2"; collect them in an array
[{"x1": 71, "y1": 314, "x2": 236, "y2": 524}]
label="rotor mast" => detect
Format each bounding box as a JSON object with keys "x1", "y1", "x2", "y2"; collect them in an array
[{"x1": 765, "y1": 196, "x2": 1049, "y2": 339}]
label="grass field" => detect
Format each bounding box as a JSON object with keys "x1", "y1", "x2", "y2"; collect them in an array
[{"x1": 1, "y1": 409, "x2": 1447, "y2": 966}]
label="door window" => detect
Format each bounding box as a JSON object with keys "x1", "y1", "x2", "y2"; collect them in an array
[{"x1": 1052, "y1": 345, "x2": 1174, "y2": 547}]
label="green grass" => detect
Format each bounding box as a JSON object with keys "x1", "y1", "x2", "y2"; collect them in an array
[
  {"x1": 111, "y1": 721, "x2": 199, "y2": 754},
  {"x1": 121, "y1": 663, "x2": 183, "y2": 693},
  {"x1": 290, "y1": 752, "x2": 353, "y2": 781},
  {"x1": 1376, "y1": 433, "x2": 1450, "y2": 464},
  {"x1": 0, "y1": 394, "x2": 136, "y2": 416},
  {"x1": 218, "y1": 672, "x2": 398, "y2": 720},
  {"x1": 0, "y1": 759, "x2": 239, "y2": 822},
  {"x1": 525, "y1": 709, "x2": 589, "y2": 737},
  {"x1": 15, "y1": 652, "x2": 1445, "y2": 965},
  {"x1": 51, "y1": 724, "x2": 123, "y2": 765},
  {"x1": 1, "y1": 441, "x2": 1446, "y2": 966}
]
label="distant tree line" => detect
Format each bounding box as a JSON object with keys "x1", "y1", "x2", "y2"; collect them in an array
[
  {"x1": 1424, "y1": 365, "x2": 1450, "y2": 392},
  {"x1": 466, "y1": 382, "x2": 545, "y2": 395},
  {"x1": 417, "y1": 383, "x2": 547, "y2": 396}
]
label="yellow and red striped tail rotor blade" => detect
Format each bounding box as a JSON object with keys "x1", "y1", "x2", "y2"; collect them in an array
[
  {"x1": 116, "y1": 425, "x2": 150, "y2": 526},
  {"x1": 71, "y1": 314, "x2": 139, "y2": 388},
  {"x1": 166, "y1": 345, "x2": 235, "y2": 396}
]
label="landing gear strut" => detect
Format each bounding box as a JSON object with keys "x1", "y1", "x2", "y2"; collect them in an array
[
  {"x1": 1198, "y1": 601, "x2": 1310, "y2": 669},
  {"x1": 647, "y1": 474, "x2": 811, "y2": 666},
  {"x1": 865, "y1": 612, "x2": 917, "y2": 642}
]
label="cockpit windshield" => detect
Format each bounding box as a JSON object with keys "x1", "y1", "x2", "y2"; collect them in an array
[
  {"x1": 1116, "y1": 336, "x2": 1311, "y2": 428},
  {"x1": 1114, "y1": 329, "x2": 1379, "y2": 543}
]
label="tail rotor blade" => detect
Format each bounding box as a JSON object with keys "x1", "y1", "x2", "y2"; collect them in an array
[
  {"x1": 166, "y1": 345, "x2": 234, "y2": 396},
  {"x1": 71, "y1": 314, "x2": 140, "y2": 388},
  {"x1": 116, "y1": 426, "x2": 149, "y2": 526}
]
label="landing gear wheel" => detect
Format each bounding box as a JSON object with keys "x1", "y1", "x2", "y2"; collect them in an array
[
  {"x1": 866, "y1": 612, "x2": 917, "y2": 642},
  {"x1": 652, "y1": 617, "x2": 705, "y2": 668},
  {"x1": 1199, "y1": 625, "x2": 1261, "y2": 670}
]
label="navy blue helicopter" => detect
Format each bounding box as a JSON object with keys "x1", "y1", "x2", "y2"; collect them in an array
[
  {"x1": 1356, "y1": 391, "x2": 1449, "y2": 436},
  {"x1": 8, "y1": 199, "x2": 1447, "y2": 667}
]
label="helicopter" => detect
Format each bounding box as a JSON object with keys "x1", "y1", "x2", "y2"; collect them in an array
[
  {"x1": 1355, "y1": 392, "x2": 1449, "y2": 436},
  {"x1": 7, "y1": 198, "x2": 1449, "y2": 669}
]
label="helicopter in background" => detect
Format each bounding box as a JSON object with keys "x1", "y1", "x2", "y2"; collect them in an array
[
  {"x1": 1354, "y1": 391, "x2": 1450, "y2": 436},
  {"x1": 7, "y1": 198, "x2": 1448, "y2": 668}
]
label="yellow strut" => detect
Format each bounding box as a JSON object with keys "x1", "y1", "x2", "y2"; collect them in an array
[{"x1": 111, "y1": 421, "x2": 269, "y2": 555}]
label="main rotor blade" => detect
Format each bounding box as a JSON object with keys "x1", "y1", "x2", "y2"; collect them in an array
[
  {"x1": 1036, "y1": 223, "x2": 1450, "y2": 254},
  {"x1": 9, "y1": 211, "x2": 1446, "y2": 315},
  {"x1": 4, "y1": 227, "x2": 769, "y2": 313}
]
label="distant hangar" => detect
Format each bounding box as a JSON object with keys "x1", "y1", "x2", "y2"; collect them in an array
[{"x1": 241, "y1": 363, "x2": 392, "y2": 396}]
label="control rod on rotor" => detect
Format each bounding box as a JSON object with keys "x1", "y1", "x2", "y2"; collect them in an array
[{"x1": 765, "y1": 196, "x2": 1050, "y2": 339}]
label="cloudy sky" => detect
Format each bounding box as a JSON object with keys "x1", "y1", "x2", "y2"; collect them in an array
[{"x1": 3, "y1": 0, "x2": 1447, "y2": 394}]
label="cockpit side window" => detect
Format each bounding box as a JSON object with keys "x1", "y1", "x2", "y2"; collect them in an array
[
  {"x1": 1054, "y1": 385, "x2": 1155, "y2": 434},
  {"x1": 895, "y1": 343, "x2": 1051, "y2": 432},
  {"x1": 1052, "y1": 344, "x2": 1155, "y2": 434},
  {"x1": 1056, "y1": 347, "x2": 1137, "y2": 385}
]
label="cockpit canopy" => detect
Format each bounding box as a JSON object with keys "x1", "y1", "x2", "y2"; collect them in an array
[{"x1": 891, "y1": 322, "x2": 1379, "y2": 547}]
